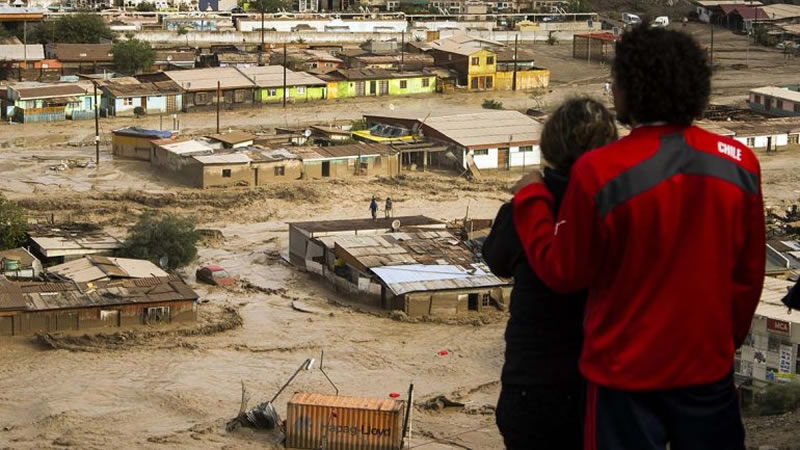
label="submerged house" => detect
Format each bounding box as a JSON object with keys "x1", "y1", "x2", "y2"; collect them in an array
[
  {"x1": 111, "y1": 127, "x2": 173, "y2": 161},
  {"x1": 4, "y1": 83, "x2": 96, "y2": 123},
  {"x1": 100, "y1": 77, "x2": 183, "y2": 117},
  {"x1": 288, "y1": 217, "x2": 510, "y2": 317},
  {"x1": 47, "y1": 256, "x2": 168, "y2": 283},
  {"x1": 27, "y1": 226, "x2": 122, "y2": 266},
  {"x1": 238, "y1": 65, "x2": 328, "y2": 104},
  {"x1": 290, "y1": 143, "x2": 399, "y2": 179},
  {"x1": 363, "y1": 109, "x2": 542, "y2": 173},
  {"x1": 0, "y1": 275, "x2": 199, "y2": 336}
]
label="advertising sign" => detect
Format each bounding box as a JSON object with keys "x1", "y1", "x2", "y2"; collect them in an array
[{"x1": 767, "y1": 318, "x2": 791, "y2": 335}]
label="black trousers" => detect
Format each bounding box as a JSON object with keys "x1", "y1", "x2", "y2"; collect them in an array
[
  {"x1": 585, "y1": 372, "x2": 744, "y2": 450},
  {"x1": 496, "y1": 382, "x2": 584, "y2": 450}
]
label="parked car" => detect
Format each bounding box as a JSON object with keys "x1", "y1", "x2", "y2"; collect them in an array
[{"x1": 196, "y1": 265, "x2": 236, "y2": 287}]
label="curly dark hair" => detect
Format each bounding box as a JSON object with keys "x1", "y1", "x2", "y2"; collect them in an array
[
  {"x1": 613, "y1": 24, "x2": 711, "y2": 126},
  {"x1": 540, "y1": 97, "x2": 618, "y2": 174}
]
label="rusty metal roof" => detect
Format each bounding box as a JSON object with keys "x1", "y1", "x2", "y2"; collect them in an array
[
  {"x1": 51, "y1": 43, "x2": 113, "y2": 62},
  {"x1": 101, "y1": 79, "x2": 182, "y2": 98},
  {"x1": 207, "y1": 130, "x2": 256, "y2": 145},
  {"x1": 289, "y1": 392, "x2": 403, "y2": 412},
  {"x1": 289, "y1": 216, "x2": 444, "y2": 234},
  {"x1": 1, "y1": 275, "x2": 198, "y2": 312},
  {"x1": 47, "y1": 256, "x2": 168, "y2": 283}
]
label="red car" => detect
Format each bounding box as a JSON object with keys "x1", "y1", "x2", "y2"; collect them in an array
[{"x1": 196, "y1": 265, "x2": 236, "y2": 287}]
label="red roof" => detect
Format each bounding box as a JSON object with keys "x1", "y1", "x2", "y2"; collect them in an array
[
  {"x1": 204, "y1": 265, "x2": 225, "y2": 272},
  {"x1": 574, "y1": 32, "x2": 620, "y2": 42},
  {"x1": 721, "y1": 5, "x2": 767, "y2": 19}
]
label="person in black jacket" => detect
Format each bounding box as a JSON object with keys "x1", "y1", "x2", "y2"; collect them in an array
[
  {"x1": 784, "y1": 278, "x2": 800, "y2": 310},
  {"x1": 483, "y1": 97, "x2": 618, "y2": 450}
]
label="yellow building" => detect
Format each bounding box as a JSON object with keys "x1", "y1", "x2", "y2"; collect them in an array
[{"x1": 429, "y1": 40, "x2": 501, "y2": 91}]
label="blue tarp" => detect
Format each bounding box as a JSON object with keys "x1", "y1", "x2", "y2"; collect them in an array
[{"x1": 112, "y1": 127, "x2": 172, "y2": 139}]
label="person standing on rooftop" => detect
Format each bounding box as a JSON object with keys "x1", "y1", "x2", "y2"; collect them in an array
[{"x1": 512, "y1": 25, "x2": 765, "y2": 450}]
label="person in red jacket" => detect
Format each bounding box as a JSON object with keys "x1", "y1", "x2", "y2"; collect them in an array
[{"x1": 512, "y1": 25, "x2": 765, "y2": 449}]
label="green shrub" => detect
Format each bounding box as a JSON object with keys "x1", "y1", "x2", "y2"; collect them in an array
[
  {"x1": 482, "y1": 99, "x2": 504, "y2": 110},
  {"x1": 750, "y1": 383, "x2": 800, "y2": 416}
]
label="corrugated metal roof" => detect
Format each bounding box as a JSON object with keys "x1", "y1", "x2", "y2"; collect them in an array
[
  {"x1": 0, "y1": 248, "x2": 38, "y2": 266},
  {"x1": 112, "y1": 127, "x2": 173, "y2": 140},
  {"x1": 29, "y1": 232, "x2": 122, "y2": 257},
  {"x1": 290, "y1": 215, "x2": 444, "y2": 233},
  {"x1": 47, "y1": 256, "x2": 168, "y2": 283},
  {"x1": 1, "y1": 275, "x2": 198, "y2": 312},
  {"x1": 159, "y1": 139, "x2": 215, "y2": 155},
  {"x1": 207, "y1": 131, "x2": 256, "y2": 145},
  {"x1": 0, "y1": 44, "x2": 44, "y2": 61},
  {"x1": 238, "y1": 65, "x2": 327, "y2": 88},
  {"x1": 423, "y1": 110, "x2": 542, "y2": 149},
  {"x1": 12, "y1": 84, "x2": 87, "y2": 100},
  {"x1": 372, "y1": 263, "x2": 507, "y2": 295},
  {"x1": 164, "y1": 67, "x2": 256, "y2": 91},
  {"x1": 750, "y1": 86, "x2": 800, "y2": 104},
  {"x1": 193, "y1": 153, "x2": 252, "y2": 165},
  {"x1": 289, "y1": 392, "x2": 403, "y2": 412}
]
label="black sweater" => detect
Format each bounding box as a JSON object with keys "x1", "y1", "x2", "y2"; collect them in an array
[
  {"x1": 784, "y1": 278, "x2": 800, "y2": 310},
  {"x1": 482, "y1": 168, "x2": 586, "y2": 386}
]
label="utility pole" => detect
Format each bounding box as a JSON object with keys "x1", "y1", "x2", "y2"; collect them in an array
[
  {"x1": 283, "y1": 44, "x2": 287, "y2": 108},
  {"x1": 22, "y1": 21, "x2": 26, "y2": 81},
  {"x1": 710, "y1": 19, "x2": 714, "y2": 69},
  {"x1": 260, "y1": 7, "x2": 265, "y2": 66},
  {"x1": 216, "y1": 80, "x2": 220, "y2": 134},
  {"x1": 400, "y1": 30, "x2": 405, "y2": 72},
  {"x1": 512, "y1": 34, "x2": 519, "y2": 91},
  {"x1": 94, "y1": 82, "x2": 99, "y2": 166}
]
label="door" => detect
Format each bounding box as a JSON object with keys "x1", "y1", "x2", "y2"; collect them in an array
[
  {"x1": 166, "y1": 95, "x2": 177, "y2": 113},
  {"x1": 141, "y1": 96, "x2": 147, "y2": 112},
  {"x1": 254, "y1": 167, "x2": 259, "y2": 186},
  {"x1": 355, "y1": 81, "x2": 366, "y2": 96},
  {"x1": 321, "y1": 161, "x2": 330, "y2": 177},
  {"x1": 767, "y1": 136, "x2": 772, "y2": 152},
  {"x1": 498, "y1": 147, "x2": 510, "y2": 170},
  {"x1": 369, "y1": 80, "x2": 377, "y2": 95},
  {"x1": 378, "y1": 80, "x2": 389, "y2": 95}
]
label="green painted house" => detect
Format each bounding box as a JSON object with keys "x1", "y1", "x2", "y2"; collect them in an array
[
  {"x1": 320, "y1": 69, "x2": 436, "y2": 99},
  {"x1": 238, "y1": 66, "x2": 327, "y2": 104}
]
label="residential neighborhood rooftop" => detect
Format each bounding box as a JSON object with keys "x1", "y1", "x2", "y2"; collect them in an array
[
  {"x1": 163, "y1": 67, "x2": 256, "y2": 91},
  {"x1": 0, "y1": 44, "x2": 44, "y2": 61},
  {"x1": 238, "y1": 65, "x2": 327, "y2": 87}
]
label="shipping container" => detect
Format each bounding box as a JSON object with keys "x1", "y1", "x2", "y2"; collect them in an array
[{"x1": 286, "y1": 392, "x2": 405, "y2": 450}]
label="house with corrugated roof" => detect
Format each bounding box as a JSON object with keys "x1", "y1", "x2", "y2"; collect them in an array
[
  {"x1": 46, "y1": 43, "x2": 114, "y2": 75},
  {"x1": 100, "y1": 77, "x2": 183, "y2": 117},
  {"x1": 319, "y1": 68, "x2": 435, "y2": 99},
  {"x1": 140, "y1": 67, "x2": 256, "y2": 112},
  {"x1": 428, "y1": 37, "x2": 498, "y2": 91},
  {"x1": 0, "y1": 275, "x2": 199, "y2": 336},
  {"x1": 287, "y1": 217, "x2": 511, "y2": 317},
  {"x1": 3, "y1": 82, "x2": 97, "y2": 123},
  {"x1": 47, "y1": 256, "x2": 168, "y2": 283},
  {"x1": 290, "y1": 143, "x2": 399, "y2": 179},
  {"x1": 363, "y1": 109, "x2": 542, "y2": 173},
  {"x1": 238, "y1": 65, "x2": 328, "y2": 104}
]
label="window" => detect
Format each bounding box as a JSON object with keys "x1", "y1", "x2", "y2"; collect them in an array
[
  {"x1": 123, "y1": 98, "x2": 133, "y2": 106},
  {"x1": 145, "y1": 306, "x2": 170, "y2": 324},
  {"x1": 195, "y1": 92, "x2": 209, "y2": 104},
  {"x1": 777, "y1": 100, "x2": 784, "y2": 109},
  {"x1": 422, "y1": 78, "x2": 430, "y2": 87},
  {"x1": 789, "y1": 134, "x2": 799, "y2": 145},
  {"x1": 794, "y1": 103, "x2": 800, "y2": 113},
  {"x1": 222, "y1": 169, "x2": 232, "y2": 178},
  {"x1": 297, "y1": 86, "x2": 306, "y2": 94},
  {"x1": 486, "y1": 56, "x2": 494, "y2": 65},
  {"x1": 471, "y1": 57, "x2": 479, "y2": 66},
  {"x1": 471, "y1": 77, "x2": 478, "y2": 89},
  {"x1": 768, "y1": 336, "x2": 780, "y2": 353},
  {"x1": 486, "y1": 77, "x2": 493, "y2": 89},
  {"x1": 481, "y1": 294, "x2": 491, "y2": 307},
  {"x1": 746, "y1": 137, "x2": 755, "y2": 147},
  {"x1": 274, "y1": 166, "x2": 285, "y2": 176},
  {"x1": 234, "y1": 89, "x2": 246, "y2": 103},
  {"x1": 519, "y1": 145, "x2": 534, "y2": 152},
  {"x1": 267, "y1": 88, "x2": 277, "y2": 97},
  {"x1": 754, "y1": 94, "x2": 762, "y2": 104},
  {"x1": 399, "y1": 80, "x2": 408, "y2": 89},
  {"x1": 473, "y1": 149, "x2": 489, "y2": 156}
]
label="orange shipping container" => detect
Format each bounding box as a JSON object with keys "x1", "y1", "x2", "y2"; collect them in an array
[{"x1": 286, "y1": 392, "x2": 405, "y2": 450}]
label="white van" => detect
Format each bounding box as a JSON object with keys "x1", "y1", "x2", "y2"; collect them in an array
[
  {"x1": 653, "y1": 16, "x2": 670, "y2": 27},
  {"x1": 622, "y1": 13, "x2": 642, "y2": 25}
]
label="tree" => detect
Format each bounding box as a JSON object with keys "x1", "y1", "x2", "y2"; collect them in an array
[
  {"x1": 118, "y1": 212, "x2": 199, "y2": 271},
  {"x1": 0, "y1": 197, "x2": 27, "y2": 251},
  {"x1": 136, "y1": 1, "x2": 157, "y2": 11},
  {"x1": 177, "y1": 26, "x2": 190, "y2": 46},
  {"x1": 112, "y1": 39, "x2": 156, "y2": 75},
  {"x1": 29, "y1": 13, "x2": 114, "y2": 44}
]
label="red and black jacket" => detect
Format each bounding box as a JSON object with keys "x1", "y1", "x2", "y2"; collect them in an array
[{"x1": 513, "y1": 125, "x2": 765, "y2": 391}]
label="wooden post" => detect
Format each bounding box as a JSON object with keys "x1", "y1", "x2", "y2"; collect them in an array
[
  {"x1": 94, "y1": 82, "x2": 99, "y2": 166},
  {"x1": 216, "y1": 80, "x2": 220, "y2": 134},
  {"x1": 283, "y1": 44, "x2": 287, "y2": 108},
  {"x1": 512, "y1": 35, "x2": 519, "y2": 91}
]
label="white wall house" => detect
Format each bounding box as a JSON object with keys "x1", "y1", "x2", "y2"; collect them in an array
[{"x1": 466, "y1": 145, "x2": 541, "y2": 171}]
